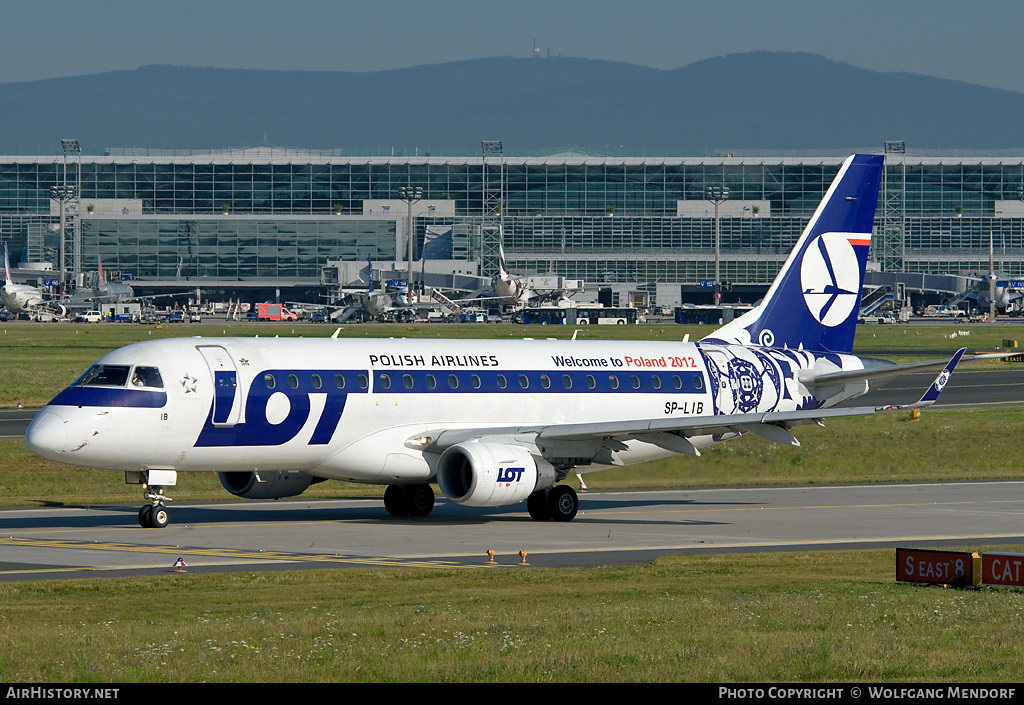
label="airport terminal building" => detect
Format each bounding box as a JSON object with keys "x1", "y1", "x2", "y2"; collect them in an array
[{"x1": 3, "y1": 147, "x2": 1024, "y2": 306}]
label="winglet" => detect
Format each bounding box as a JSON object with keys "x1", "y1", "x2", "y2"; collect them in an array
[{"x1": 915, "y1": 347, "x2": 966, "y2": 407}]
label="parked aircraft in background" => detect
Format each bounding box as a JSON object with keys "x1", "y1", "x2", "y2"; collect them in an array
[
  {"x1": 2, "y1": 246, "x2": 143, "y2": 319},
  {"x1": 976, "y1": 235, "x2": 1015, "y2": 314},
  {"x1": 492, "y1": 229, "x2": 530, "y2": 306},
  {"x1": 25, "y1": 154, "x2": 974, "y2": 528},
  {"x1": 316, "y1": 258, "x2": 420, "y2": 322},
  {"x1": 1, "y1": 242, "x2": 44, "y2": 314}
]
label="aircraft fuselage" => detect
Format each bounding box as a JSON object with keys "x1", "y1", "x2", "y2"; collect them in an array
[{"x1": 26, "y1": 336, "x2": 865, "y2": 483}]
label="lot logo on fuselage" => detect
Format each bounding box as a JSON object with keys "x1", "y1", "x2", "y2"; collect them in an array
[{"x1": 194, "y1": 369, "x2": 349, "y2": 447}]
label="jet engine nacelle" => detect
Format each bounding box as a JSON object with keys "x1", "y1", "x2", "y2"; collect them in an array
[
  {"x1": 218, "y1": 470, "x2": 315, "y2": 499},
  {"x1": 436, "y1": 441, "x2": 556, "y2": 507}
]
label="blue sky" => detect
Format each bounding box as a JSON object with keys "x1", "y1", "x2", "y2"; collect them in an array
[{"x1": 4, "y1": 0, "x2": 1023, "y2": 92}]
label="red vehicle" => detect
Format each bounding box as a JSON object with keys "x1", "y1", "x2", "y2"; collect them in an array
[{"x1": 256, "y1": 303, "x2": 297, "y2": 321}]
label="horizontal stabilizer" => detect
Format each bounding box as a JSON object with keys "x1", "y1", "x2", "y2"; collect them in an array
[
  {"x1": 914, "y1": 347, "x2": 966, "y2": 407},
  {"x1": 803, "y1": 347, "x2": 987, "y2": 390}
]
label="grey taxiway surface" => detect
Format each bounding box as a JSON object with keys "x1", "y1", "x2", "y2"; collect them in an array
[{"x1": 3, "y1": 481, "x2": 1024, "y2": 581}]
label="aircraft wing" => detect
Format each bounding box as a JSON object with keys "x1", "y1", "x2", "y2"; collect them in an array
[{"x1": 410, "y1": 349, "x2": 967, "y2": 461}]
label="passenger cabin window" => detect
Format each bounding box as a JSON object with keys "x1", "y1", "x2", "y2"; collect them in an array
[{"x1": 75, "y1": 364, "x2": 131, "y2": 387}]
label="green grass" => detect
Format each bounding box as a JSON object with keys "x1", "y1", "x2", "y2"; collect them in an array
[{"x1": 2, "y1": 550, "x2": 1024, "y2": 682}]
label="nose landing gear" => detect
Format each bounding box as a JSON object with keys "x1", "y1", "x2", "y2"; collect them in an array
[{"x1": 138, "y1": 485, "x2": 173, "y2": 528}]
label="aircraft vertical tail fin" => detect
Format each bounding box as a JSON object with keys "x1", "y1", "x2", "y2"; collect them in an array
[
  {"x1": 497, "y1": 226, "x2": 509, "y2": 276},
  {"x1": 3, "y1": 242, "x2": 11, "y2": 286},
  {"x1": 702, "y1": 154, "x2": 884, "y2": 353}
]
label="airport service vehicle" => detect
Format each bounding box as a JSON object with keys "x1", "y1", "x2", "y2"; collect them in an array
[
  {"x1": 75, "y1": 310, "x2": 103, "y2": 323},
  {"x1": 857, "y1": 314, "x2": 895, "y2": 325},
  {"x1": 25, "y1": 155, "x2": 969, "y2": 528},
  {"x1": 515, "y1": 305, "x2": 641, "y2": 325},
  {"x1": 255, "y1": 303, "x2": 297, "y2": 321}
]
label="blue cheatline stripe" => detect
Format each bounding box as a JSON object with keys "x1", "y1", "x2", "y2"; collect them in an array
[
  {"x1": 49, "y1": 386, "x2": 167, "y2": 408},
  {"x1": 261, "y1": 368, "x2": 707, "y2": 395},
  {"x1": 51, "y1": 368, "x2": 706, "y2": 412}
]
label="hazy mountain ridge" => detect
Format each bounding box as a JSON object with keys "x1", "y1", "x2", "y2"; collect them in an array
[{"x1": 3, "y1": 52, "x2": 1022, "y2": 152}]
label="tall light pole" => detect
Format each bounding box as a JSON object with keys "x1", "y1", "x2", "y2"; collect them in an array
[
  {"x1": 481, "y1": 140, "x2": 504, "y2": 278},
  {"x1": 60, "y1": 139, "x2": 81, "y2": 288},
  {"x1": 706, "y1": 185, "x2": 729, "y2": 303},
  {"x1": 398, "y1": 186, "x2": 423, "y2": 294},
  {"x1": 49, "y1": 185, "x2": 75, "y2": 289}
]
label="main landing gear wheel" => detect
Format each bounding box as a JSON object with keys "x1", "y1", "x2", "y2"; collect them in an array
[
  {"x1": 384, "y1": 484, "x2": 435, "y2": 517},
  {"x1": 528, "y1": 485, "x2": 578, "y2": 522}
]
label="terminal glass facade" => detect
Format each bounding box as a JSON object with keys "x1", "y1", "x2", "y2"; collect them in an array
[
  {"x1": 3, "y1": 151, "x2": 1024, "y2": 288},
  {"x1": 81, "y1": 217, "x2": 396, "y2": 281}
]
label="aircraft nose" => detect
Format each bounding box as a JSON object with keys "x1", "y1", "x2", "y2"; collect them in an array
[{"x1": 25, "y1": 410, "x2": 68, "y2": 459}]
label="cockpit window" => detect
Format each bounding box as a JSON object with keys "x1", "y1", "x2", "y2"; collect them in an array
[
  {"x1": 74, "y1": 364, "x2": 132, "y2": 387},
  {"x1": 73, "y1": 364, "x2": 164, "y2": 389},
  {"x1": 131, "y1": 366, "x2": 164, "y2": 388}
]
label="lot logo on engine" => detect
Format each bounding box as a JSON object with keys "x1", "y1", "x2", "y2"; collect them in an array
[{"x1": 497, "y1": 466, "x2": 525, "y2": 484}]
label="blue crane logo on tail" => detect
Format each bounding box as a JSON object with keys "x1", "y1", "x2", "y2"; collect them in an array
[{"x1": 800, "y1": 233, "x2": 866, "y2": 327}]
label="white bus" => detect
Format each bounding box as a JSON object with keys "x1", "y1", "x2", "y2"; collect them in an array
[{"x1": 514, "y1": 306, "x2": 642, "y2": 325}]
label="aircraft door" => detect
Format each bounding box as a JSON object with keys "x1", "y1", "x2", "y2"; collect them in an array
[
  {"x1": 702, "y1": 348, "x2": 736, "y2": 415},
  {"x1": 197, "y1": 345, "x2": 242, "y2": 426}
]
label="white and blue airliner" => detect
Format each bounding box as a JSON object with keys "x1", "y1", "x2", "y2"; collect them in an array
[{"x1": 25, "y1": 154, "x2": 967, "y2": 528}]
